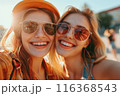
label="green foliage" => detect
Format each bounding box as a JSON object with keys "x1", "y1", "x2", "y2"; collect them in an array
[{"x1": 97, "y1": 12, "x2": 113, "y2": 29}]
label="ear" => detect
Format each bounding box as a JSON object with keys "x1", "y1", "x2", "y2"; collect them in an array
[{"x1": 84, "y1": 39, "x2": 91, "y2": 48}]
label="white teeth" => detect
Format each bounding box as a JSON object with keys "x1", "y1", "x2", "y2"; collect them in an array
[
  {"x1": 32, "y1": 42, "x2": 47, "y2": 46},
  {"x1": 61, "y1": 41, "x2": 73, "y2": 47}
]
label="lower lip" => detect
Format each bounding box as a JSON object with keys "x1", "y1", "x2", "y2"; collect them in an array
[
  {"x1": 59, "y1": 41, "x2": 73, "y2": 49},
  {"x1": 31, "y1": 43, "x2": 48, "y2": 49}
]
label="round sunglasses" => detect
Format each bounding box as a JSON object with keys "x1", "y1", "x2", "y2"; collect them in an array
[
  {"x1": 57, "y1": 23, "x2": 92, "y2": 41},
  {"x1": 21, "y1": 21, "x2": 57, "y2": 35}
]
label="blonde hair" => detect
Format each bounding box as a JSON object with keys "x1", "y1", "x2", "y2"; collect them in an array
[
  {"x1": 1, "y1": 8, "x2": 64, "y2": 79},
  {"x1": 57, "y1": 6, "x2": 106, "y2": 79}
]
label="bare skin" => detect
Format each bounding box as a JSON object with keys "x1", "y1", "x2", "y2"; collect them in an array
[
  {"x1": 30, "y1": 57, "x2": 45, "y2": 79},
  {"x1": 21, "y1": 10, "x2": 54, "y2": 79},
  {"x1": 65, "y1": 54, "x2": 84, "y2": 79},
  {"x1": 56, "y1": 13, "x2": 120, "y2": 80},
  {"x1": 93, "y1": 59, "x2": 120, "y2": 80},
  {"x1": 56, "y1": 13, "x2": 90, "y2": 79}
]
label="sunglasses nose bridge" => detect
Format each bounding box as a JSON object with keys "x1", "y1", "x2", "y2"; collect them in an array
[
  {"x1": 34, "y1": 24, "x2": 45, "y2": 37},
  {"x1": 65, "y1": 26, "x2": 74, "y2": 38}
]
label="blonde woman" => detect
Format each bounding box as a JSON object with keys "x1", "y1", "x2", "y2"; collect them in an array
[
  {"x1": 56, "y1": 6, "x2": 120, "y2": 80},
  {"x1": 0, "y1": 0, "x2": 63, "y2": 80}
]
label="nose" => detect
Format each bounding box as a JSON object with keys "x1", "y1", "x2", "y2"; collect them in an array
[
  {"x1": 65, "y1": 27, "x2": 74, "y2": 39},
  {"x1": 34, "y1": 25, "x2": 46, "y2": 38}
]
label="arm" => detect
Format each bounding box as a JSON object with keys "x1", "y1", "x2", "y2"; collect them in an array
[{"x1": 93, "y1": 59, "x2": 120, "y2": 80}]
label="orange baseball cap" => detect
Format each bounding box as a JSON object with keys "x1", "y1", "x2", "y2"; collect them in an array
[{"x1": 12, "y1": 0, "x2": 60, "y2": 19}]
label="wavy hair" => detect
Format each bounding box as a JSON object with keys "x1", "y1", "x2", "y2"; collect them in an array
[
  {"x1": 1, "y1": 8, "x2": 64, "y2": 79},
  {"x1": 57, "y1": 6, "x2": 106, "y2": 79}
]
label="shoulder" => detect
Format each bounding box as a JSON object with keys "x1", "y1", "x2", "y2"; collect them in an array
[
  {"x1": 93, "y1": 59, "x2": 120, "y2": 80},
  {"x1": 0, "y1": 51, "x2": 12, "y2": 67},
  {"x1": 0, "y1": 51, "x2": 13, "y2": 79}
]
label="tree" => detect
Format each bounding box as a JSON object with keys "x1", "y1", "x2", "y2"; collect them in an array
[{"x1": 97, "y1": 12, "x2": 113, "y2": 29}]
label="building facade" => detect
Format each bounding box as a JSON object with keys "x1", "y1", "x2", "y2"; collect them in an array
[
  {"x1": 100, "y1": 6, "x2": 120, "y2": 33},
  {"x1": 105, "y1": 6, "x2": 120, "y2": 27}
]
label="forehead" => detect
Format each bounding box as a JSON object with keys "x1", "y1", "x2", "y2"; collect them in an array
[
  {"x1": 24, "y1": 10, "x2": 52, "y2": 22},
  {"x1": 63, "y1": 13, "x2": 90, "y2": 30}
]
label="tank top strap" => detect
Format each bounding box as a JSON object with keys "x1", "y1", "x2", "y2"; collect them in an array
[{"x1": 82, "y1": 59, "x2": 95, "y2": 80}]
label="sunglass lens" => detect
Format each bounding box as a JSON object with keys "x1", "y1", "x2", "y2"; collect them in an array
[
  {"x1": 44, "y1": 23, "x2": 55, "y2": 35},
  {"x1": 74, "y1": 27, "x2": 89, "y2": 41},
  {"x1": 57, "y1": 23, "x2": 69, "y2": 34},
  {"x1": 23, "y1": 21, "x2": 38, "y2": 33}
]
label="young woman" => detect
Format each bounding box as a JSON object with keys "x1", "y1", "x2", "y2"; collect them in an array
[
  {"x1": 56, "y1": 6, "x2": 120, "y2": 80},
  {"x1": 0, "y1": 0, "x2": 63, "y2": 80},
  {"x1": 104, "y1": 29, "x2": 117, "y2": 60}
]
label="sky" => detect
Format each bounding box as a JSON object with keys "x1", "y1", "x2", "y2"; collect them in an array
[{"x1": 0, "y1": 0, "x2": 120, "y2": 28}]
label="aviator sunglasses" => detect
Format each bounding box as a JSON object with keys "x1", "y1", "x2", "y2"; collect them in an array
[
  {"x1": 57, "y1": 22, "x2": 92, "y2": 41},
  {"x1": 21, "y1": 21, "x2": 56, "y2": 35}
]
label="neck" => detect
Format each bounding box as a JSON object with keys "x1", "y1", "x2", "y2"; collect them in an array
[
  {"x1": 30, "y1": 56, "x2": 45, "y2": 79},
  {"x1": 64, "y1": 54, "x2": 84, "y2": 80}
]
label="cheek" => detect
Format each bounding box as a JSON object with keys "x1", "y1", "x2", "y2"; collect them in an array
[
  {"x1": 21, "y1": 32, "x2": 31, "y2": 43},
  {"x1": 55, "y1": 33, "x2": 60, "y2": 44},
  {"x1": 77, "y1": 41, "x2": 87, "y2": 48},
  {"x1": 21, "y1": 32, "x2": 26, "y2": 42},
  {"x1": 55, "y1": 33, "x2": 60, "y2": 40},
  {"x1": 49, "y1": 35, "x2": 55, "y2": 42}
]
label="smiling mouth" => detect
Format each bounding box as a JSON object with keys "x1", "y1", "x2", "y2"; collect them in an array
[
  {"x1": 58, "y1": 40, "x2": 76, "y2": 48},
  {"x1": 30, "y1": 41, "x2": 49, "y2": 49},
  {"x1": 31, "y1": 42, "x2": 48, "y2": 46}
]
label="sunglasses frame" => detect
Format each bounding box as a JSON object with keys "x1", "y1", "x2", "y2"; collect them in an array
[
  {"x1": 20, "y1": 20, "x2": 57, "y2": 35},
  {"x1": 57, "y1": 22, "x2": 92, "y2": 41}
]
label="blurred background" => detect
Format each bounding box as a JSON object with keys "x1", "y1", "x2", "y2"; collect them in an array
[{"x1": 0, "y1": 0, "x2": 120, "y2": 61}]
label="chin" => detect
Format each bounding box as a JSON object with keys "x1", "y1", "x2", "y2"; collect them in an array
[
  {"x1": 56, "y1": 49, "x2": 68, "y2": 57},
  {"x1": 26, "y1": 48, "x2": 49, "y2": 58},
  {"x1": 31, "y1": 52, "x2": 48, "y2": 58},
  {"x1": 28, "y1": 45, "x2": 51, "y2": 58}
]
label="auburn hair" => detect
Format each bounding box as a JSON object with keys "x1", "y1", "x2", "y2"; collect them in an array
[
  {"x1": 57, "y1": 6, "x2": 106, "y2": 79},
  {"x1": 1, "y1": 8, "x2": 64, "y2": 79}
]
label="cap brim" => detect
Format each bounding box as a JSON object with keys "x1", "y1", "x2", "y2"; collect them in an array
[{"x1": 13, "y1": 0, "x2": 60, "y2": 18}]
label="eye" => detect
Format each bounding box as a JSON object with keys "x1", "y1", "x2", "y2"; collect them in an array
[
  {"x1": 60, "y1": 23, "x2": 69, "y2": 29},
  {"x1": 57, "y1": 23, "x2": 69, "y2": 34},
  {"x1": 23, "y1": 21, "x2": 38, "y2": 33},
  {"x1": 44, "y1": 23, "x2": 55, "y2": 35},
  {"x1": 75, "y1": 28, "x2": 82, "y2": 33},
  {"x1": 74, "y1": 26, "x2": 90, "y2": 41}
]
